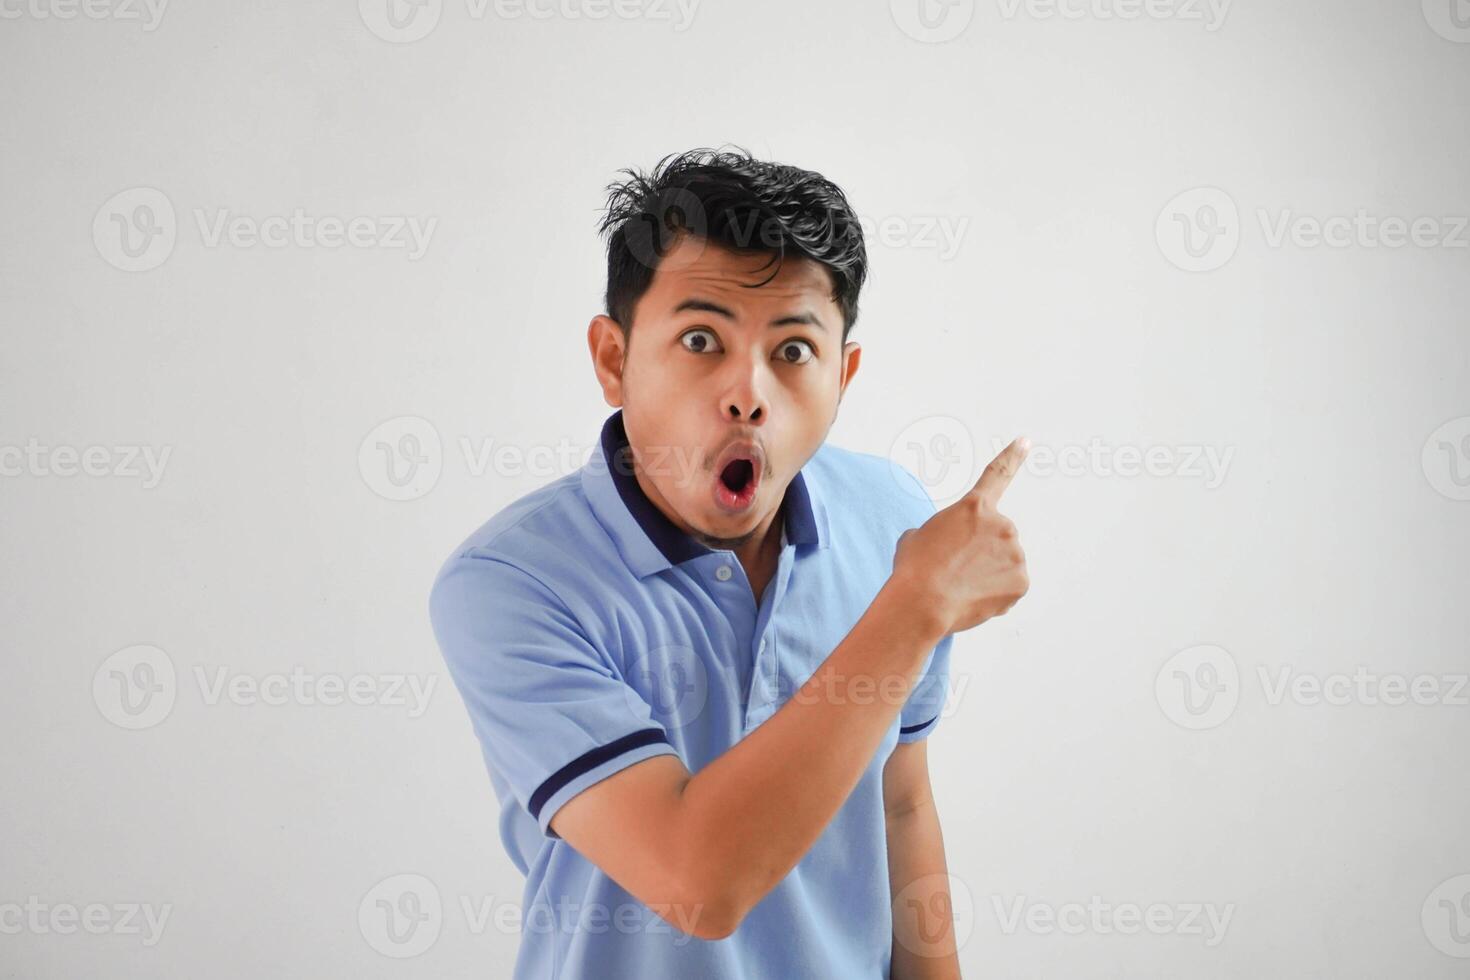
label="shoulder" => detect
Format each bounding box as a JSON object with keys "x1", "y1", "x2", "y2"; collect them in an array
[
  {"x1": 428, "y1": 469, "x2": 614, "y2": 628},
  {"x1": 804, "y1": 440, "x2": 939, "y2": 532}
]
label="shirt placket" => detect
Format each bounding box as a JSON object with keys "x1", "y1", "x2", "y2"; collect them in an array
[{"x1": 741, "y1": 543, "x2": 796, "y2": 733}]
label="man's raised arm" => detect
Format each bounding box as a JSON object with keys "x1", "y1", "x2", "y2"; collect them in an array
[{"x1": 550, "y1": 437, "x2": 1032, "y2": 940}]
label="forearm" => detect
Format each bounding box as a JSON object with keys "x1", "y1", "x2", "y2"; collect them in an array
[
  {"x1": 673, "y1": 574, "x2": 947, "y2": 924},
  {"x1": 887, "y1": 799, "x2": 962, "y2": 979}
]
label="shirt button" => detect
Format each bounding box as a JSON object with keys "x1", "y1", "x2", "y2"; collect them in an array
[{"x1": 715, "y1": 565, "x2": 733, "y2": 582}]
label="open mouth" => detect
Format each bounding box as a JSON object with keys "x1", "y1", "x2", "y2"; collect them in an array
[
  {"x1": 713, "y1": 455, "x2": 761, "y2": 512},
  {"x1": 721, "y1": 458, "x2": 754, "y2": 493}
]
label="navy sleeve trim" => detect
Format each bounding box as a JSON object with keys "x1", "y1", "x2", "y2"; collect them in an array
[
  {"x1": 528, "y1": 727, "x2": 670, "y2": 822},
  {"x1": 899, "y1": 715, "x2": 938, "y2": 736}
]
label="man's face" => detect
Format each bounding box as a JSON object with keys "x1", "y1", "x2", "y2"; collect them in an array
[{"x1": 590, "y1": 233, "x2": 861, "y2": 551}]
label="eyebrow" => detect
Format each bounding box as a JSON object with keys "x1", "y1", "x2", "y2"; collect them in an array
[{"x1": 672, "y1": 298, "x2": 828, "y2": 333}]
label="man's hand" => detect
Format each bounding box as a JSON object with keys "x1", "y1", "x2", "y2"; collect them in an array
[{"x1": 891, "y1": 437, "x2": 1031, "y2": 635}]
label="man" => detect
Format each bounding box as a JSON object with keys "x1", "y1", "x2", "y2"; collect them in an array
[{"x1": 429, "y1": 147, "x2": 1029, "y2": 978}]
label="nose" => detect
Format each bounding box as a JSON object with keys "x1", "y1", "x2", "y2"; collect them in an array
[
  {"x1": 723, "y1": 366, "x2": 767, "y2": 424},
  {"x1": 718, "y1": 343, "x2": 770, "y2": 426}
]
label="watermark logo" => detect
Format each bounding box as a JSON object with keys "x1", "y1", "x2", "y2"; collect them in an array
[
  {"x1": 622, "y1": 643, "x2": 708, "y2": 731},
  {"x1": 1159, "y1": 187, "x2": 1469, "y2": 271},
  {"x1": 1156, "y1": 187, "x2": 1239, "y2": 272},
  {"x1": 93, "y1": 645, "x2": 438, "y2": 729},
  {"x1": 1158, "y1": 647, "x2": 1468, "y2": 725},
  {"x1": 890, "y1": 0, "x2": 975, "y2": 42},
  {"x1": 621, "y1": 185, "x2": 710, "y2": 272},
  {"x1": 359, "y1": 416, "x2": 443, "y2": 501},
  {"x1": 93, "y1": 187, "x2": 176, "y2": 272},
  {"x1": 359, "y1": 423, "x2": 778, "y2": 500},
  {"x1": 888, "y1": 415, "x2": 978, "y2": 505},
  {"x1": 358, "y1": 873, "x2": 706, "y2": 951},
  {"x1": 1155, "y1": 644, "x2": 1238, "y2": 730},
  {"x1": 360, "y1": 0, "x2": 442, "y2": 41},
  {"x1": 1422, "y1": 416, "x2": 1470, "y2": 501},
  {"x1": 1422, "y1": 0, "x2": 1470, "y2": 42},
  {"x1": 622, "y1": 196, "x2": 968, "y2": 269},
  {"x1": 359, "y1": 874, "x2": 443, "y2": 957},
  {"x1": 94, "y1": 188, "x2": 437, "y2": 270},
  {"x1": 93, "y1": 644, "x2": 177, "y2": 730},
  {"x1": 892, "y1": 873, "x2": 976, "y2": 956},
  {"x1": 1422, "y1": 874, "x2": 1470, "y2": 957}
]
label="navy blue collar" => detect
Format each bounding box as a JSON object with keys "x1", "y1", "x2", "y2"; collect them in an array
[{"x1": 598, "y1": 410, "x2": 821, "y2": 566}]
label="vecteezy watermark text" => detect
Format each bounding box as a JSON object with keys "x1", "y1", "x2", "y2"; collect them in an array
[
  {"x1": 989, "y1": 436, "x2": 1234, "y2": 489},
  {"x1": 1157, "y1": 644, "x2": 1470, "y2": 730},
  {"x1": 358, "y1": 417, "x2": 734, "y2": 501},
  {"x1": 93, "y1": 645, "x2": 439, "y2": 729},
  {"x1": 93, "y1": 187, "x2": 437, "y2": 272},
  {"x1": 358, "y1": 0, "x2": 700, "y2": 43},
  {"x1": 358, "y1": 873, "x2": 705, "y2": 957},
  {"x1": 0, "y1": 440, "x2": 171, "y2": 488},
  {"x1": 193, "y1": 209, "x2": 435, "y2": 259},
  {"x1": 1157, "y1": 186, "x2": 1469, "y2": 272},
  {"x1": 991, "y1": 895, "x2": 1234, "y2": 946},
  {"x1": 890, "y1": 0, "x2": 1228, "y2": 43},
  {"x1": 995, "y1": 0, "x2": 1229, "y2": 30},
  {"x1": 0, "y1": 898, "x2": 172, "y2": 946},
  {"x1": 0, "y1": 0, "x2": 167, "y2": 29}
]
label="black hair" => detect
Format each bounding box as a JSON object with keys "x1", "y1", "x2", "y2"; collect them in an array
[{"x1": 596, "y1": 146, "x2": 868, "y2": 342}]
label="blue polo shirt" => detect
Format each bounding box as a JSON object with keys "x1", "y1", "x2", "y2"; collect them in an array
[{"x1": 429, "y1": 409, "x2": 954, "y2": 979}]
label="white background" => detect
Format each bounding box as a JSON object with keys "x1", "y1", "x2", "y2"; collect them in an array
[{"x1": 2, "y1": 0, "x2": 1468, "y2": 976}]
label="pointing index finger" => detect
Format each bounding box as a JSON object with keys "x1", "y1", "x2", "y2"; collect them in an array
[{"x1": 973, "y1": 436, "x2": 1031, "y2": 507}]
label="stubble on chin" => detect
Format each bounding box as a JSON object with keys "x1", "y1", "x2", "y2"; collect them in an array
[{"x1": 690, "y1": 526, "x2": 759, "y2": 552}]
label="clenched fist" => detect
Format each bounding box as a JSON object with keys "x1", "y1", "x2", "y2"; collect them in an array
[{"x1": 892, "y1": 437, "x2": 1031, "y2": 635}]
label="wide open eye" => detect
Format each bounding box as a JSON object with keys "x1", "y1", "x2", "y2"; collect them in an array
[
  {"x1": 774, "y1": 338, "x2": 815, "y2": 365},
  {"x1": 679, "y1": 328, "x2": 722, "y2": 354}
]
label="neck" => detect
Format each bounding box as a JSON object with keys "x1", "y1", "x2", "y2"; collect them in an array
[{"x1": 696, "y1": 505, "x2": 785, "y2": 570}]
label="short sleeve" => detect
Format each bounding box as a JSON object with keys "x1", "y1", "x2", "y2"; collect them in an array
[
  {"x1": 889, "y1": 460, "x2": 954, "y2": 743},
  {"x1": 898, "y1": 632, "x2": 952, "y2": 742},
  {"x1": 429, "y1": 553, "x2": 682, "y2": 839}
]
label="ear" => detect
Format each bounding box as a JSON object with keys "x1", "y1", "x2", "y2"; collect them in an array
[
  {"x1": 588, "y1": 314, "x2": 629, "y2": 407},
  {"x1": 837, "y1": 341, "x2": 861, "y2": 401}
]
